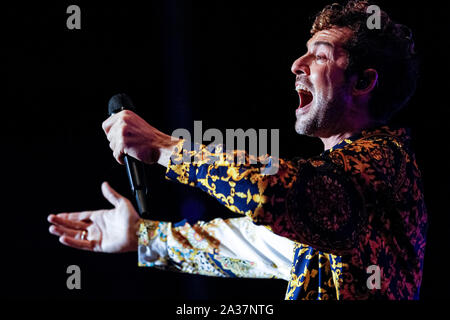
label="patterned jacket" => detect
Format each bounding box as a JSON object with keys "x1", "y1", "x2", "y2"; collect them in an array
[{"x1": 138, "y1": 126, "x2": 427, "y2": 300}]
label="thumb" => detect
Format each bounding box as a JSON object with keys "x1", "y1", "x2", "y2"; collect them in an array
[{"x1": 101, "y1": 181, "x2": 123, "y2": 207}]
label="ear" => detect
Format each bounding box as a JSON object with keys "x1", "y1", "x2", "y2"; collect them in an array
[{"x1": 352, "y1": 68, "x2": 378, "y2": 96}]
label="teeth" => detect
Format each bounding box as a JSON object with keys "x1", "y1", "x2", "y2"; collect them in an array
[{"x1": 295, "y1": 84, "x2": 311, "y2": 93}]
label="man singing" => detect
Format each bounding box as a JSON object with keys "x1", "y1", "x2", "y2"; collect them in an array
[{"x1": 48, "y1": 1, "x2": 427, "y2": 300}]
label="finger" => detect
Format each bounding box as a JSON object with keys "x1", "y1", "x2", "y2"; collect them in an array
[
  {"x1": 101, "y1": 181, "x2": 123, "y2": 207},
  {"x1": 49, "y1": 224, "x2": 81, "y2": 238},
  {"x1": 48, "y1": 212, "x2": 92, "y2": 226},
  {"x1": 106, "y1": 121, "x2": 119, "y2": 143},
  {"x1": 113, "y1": 148, "x2": 125, "y2": 165},
  {"x1": 101, "y1": 113, "x2": 120, "y2": 134},
  {"x1": 59, "y1": 236, "x2": 94, "y2": 251},
  {"x1": 106, "y1": 121, "x2": 121, "y2": 143},
  {"x1": 48, "y1": 214, "x2": 91, "y2": 230},
  {"x1": 108, "y1": 122, "x2": 126, "y2": 164},
  {"x1": 109, "y1": 139, "x2": 116, "y2": 153},
  {"x1": 50, "y1": 210, "x2": 93, "y2": 222}
]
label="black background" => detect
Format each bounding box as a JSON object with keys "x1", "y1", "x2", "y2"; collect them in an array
[{"x1": 3, "y1": 0, "x2": 449, "y2": 300}]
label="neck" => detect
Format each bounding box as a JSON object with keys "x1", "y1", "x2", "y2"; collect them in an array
[
  {"x1": 318, "y1": 103, "x2": 377, "y2": 150},
  {"x1": 319, "y1": 131, "x2": 355, "y2": 150}
]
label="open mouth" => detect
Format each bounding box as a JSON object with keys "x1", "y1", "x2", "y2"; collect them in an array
[{"x1": 296, "y1": 84, "x2": 313, "y2": 109}]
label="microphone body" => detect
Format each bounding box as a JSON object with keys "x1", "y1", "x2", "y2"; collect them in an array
[{"x1": 108, "y1": 93, "x2": 150, "y2": 218}]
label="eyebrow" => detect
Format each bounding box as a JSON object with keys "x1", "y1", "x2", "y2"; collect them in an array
[
  {"x1": 314, "y1": 41, "x2": 334, "y2": 48},
  {"x1": 307, "y1": 41, "x2": 334, "y2": 50}
]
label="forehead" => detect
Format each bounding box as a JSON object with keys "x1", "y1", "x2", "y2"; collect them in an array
[{"x1": 306, "y1": 26, "x2": 353, "y2": 48}]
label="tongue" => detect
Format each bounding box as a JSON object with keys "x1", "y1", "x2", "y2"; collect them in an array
[{"x1": 299, "y1": 91, "x2": 313, "y2": 108}]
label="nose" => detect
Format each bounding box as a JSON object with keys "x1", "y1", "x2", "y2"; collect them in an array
[{"x1": 291, "y1": 55, "x2": 310, "y2": 76}]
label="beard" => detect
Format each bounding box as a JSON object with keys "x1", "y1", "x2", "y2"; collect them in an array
[{"x1": 295, "y1": 84, "x2": 350, "y2": 138}]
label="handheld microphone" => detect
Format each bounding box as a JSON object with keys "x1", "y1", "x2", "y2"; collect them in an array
[{"x1": 108, "y1": 93, "x2": 150, "y2": 219}]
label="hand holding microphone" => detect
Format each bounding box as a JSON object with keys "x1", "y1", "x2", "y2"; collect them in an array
[
  {"x1": 102, "y1": 95, "x2": 177, "y2": 166},
  {"x1": 102, "y1": 94, "x2": 179, "y2": 218}
]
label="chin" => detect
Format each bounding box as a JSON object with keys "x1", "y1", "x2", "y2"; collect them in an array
[{"x1": 295, "y1": 120, "x2": 316, "y2": 137}]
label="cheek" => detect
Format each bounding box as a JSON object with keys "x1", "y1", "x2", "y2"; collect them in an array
[
  {"x1": 316, "y1": 67, "x2": 349, "y2": 98},
  {"x1": 329, "y1": 64, "x2": 348, "y2": 86},
  {"x1": 310, "y1": 66, "x2": 333, "y2": 90}
]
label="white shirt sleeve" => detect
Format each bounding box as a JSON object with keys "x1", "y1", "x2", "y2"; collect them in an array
[{"x1": 138, "y1": 216, "x2": 295, "y2": 280}]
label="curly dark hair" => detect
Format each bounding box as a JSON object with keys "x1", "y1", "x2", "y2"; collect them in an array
[{"x1": 311, "y1": 1, "x2": 419, "y2": 123}]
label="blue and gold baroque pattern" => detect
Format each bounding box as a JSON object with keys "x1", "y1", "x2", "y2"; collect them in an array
[{"x1": 153, "y1": 126, "x2": 427, "y2": 300}]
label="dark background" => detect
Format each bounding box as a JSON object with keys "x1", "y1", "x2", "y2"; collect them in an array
[{"x1": 2, "y1": 0, "x2": 449, "y2": 300}]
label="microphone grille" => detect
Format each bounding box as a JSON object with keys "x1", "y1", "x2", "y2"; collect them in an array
[{"x1": 108, "y1": 93, "x2": 135, "y2": 115}]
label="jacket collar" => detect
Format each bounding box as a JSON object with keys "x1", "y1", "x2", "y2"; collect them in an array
[{"x1": 324, "y1": 126, "x2": 410, "y2": 153}]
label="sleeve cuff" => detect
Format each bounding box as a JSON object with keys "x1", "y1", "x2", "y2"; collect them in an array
[
  {"x1": 165, "y1": 139, "x2": 199, "y2": 186},
  {"x1": 138, "y1": 220, "x2": 170, "y2": 267}
]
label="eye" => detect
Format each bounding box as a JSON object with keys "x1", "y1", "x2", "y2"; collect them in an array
[{"x1": 316, "y1": 55, "x2": 327, "y2": 61}]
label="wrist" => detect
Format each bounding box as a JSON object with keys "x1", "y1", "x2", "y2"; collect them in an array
[
  {"x1": 124, "y1": 218, "x2": 142, "y2": 252},
  {"x1": 157, "y1": 140, "x2": 180, "y2": 167}
]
